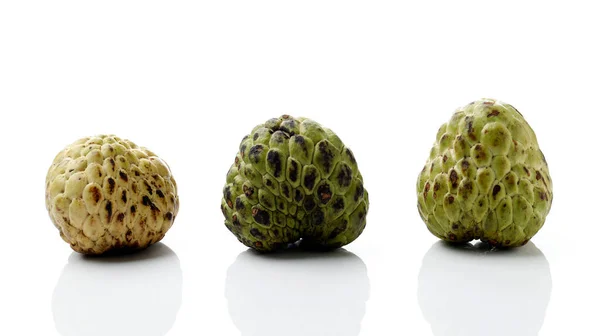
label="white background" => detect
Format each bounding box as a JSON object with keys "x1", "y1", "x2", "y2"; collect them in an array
[{"x1": 0, "y1": 1, "x2": 598, "y2": 335}]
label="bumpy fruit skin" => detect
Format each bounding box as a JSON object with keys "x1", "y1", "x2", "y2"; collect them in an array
[
  {"x1": 222, "y1": 115, "x2": 369, "y2": 252},
  {"x1": 45, "y1": 135, "x2": 179, "y2": 255},
  {"x1": 417, "y1": 99, "x2": 552, "y2": 247}
]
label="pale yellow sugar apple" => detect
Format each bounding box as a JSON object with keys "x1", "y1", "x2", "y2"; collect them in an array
[{"x1": 45, "y1": 135, "x2": 179, "y2": 254}]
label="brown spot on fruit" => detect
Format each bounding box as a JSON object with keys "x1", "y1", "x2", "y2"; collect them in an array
[
  {"x1": 424, "y1": 182, "x2": 430, "y2": 198},
  {"x1": 488, "y1": 110, "x2": 500, "y2": 117},
  {"x1": 105, "y1": 201, "x2": 113, "y2": 220},
  {"x1": 119, "y1": 171, "x2": 128, "y2": 182},
  {"x1": 312, "y1": 209, "x2": 325, "y2": 225},
  {"x1": 294, "y1": 190, "x2": 303, "y2": 202},
  {"x1": 451, "y1": 224, "x2": 459, "y2": 230},
  {"x1": 144, "y1": 181, "x2": 153, "y2": 195},
  {"x1": 267, "y1": 150, "x2": 282, "y2": 177},
  {"x1": 232, "y1": 214, "x2": 241, "y2": 226},
  {"x1": 235, "y1": 197, "x2": 245, "y2": 210},
  {"x1": 461, "y1": 160, "x2": 470, "y2": 171},
  {"x1": 443, "y1": 155, "x2": 448, "y2": 163},
  {"x1": 317, "y1": 141, "x2": 335, "y2": 173},
  {"x1": 90, "y1": 186, "x2": 102, "y2": 203},
  {"x1": 165, "y1": 212, "x2": 173, "y2": 221},
  {"x1": 250, "y1": 228, "x2": 265, "y2": 239},
  {"x1": 333, "y1": 198, "x2": 344, "y2": 211},
  {"x1": 248, "y1": 145, "x2": 265, "y2": 163},
  {"x1": 243, "y1": 185, "x2": 253, "y2": 198},
  {"x1": 523, "y1": 167, "x2": 530, "y2": 176},
  {"x1": 142, "y1": 195, "x2": 159, "y2": 211},
  {"x1": 304, "y1": 170, "x2": 317, "y2": 191},
  {"x1": 467, "y1": 119, "x2": 476, "y2": 141},
  {"x1": 337, "y1": 165, "x2": 352, "y2": 188},
  {"x1": 354, "y1": 183, "x2": 364, "y2": 202},
  {"x1": 317, "y1": 184, "x2": 332, "y2": 204},
  {"x1": 346, "y1": 148, "x2": 356, "y2": 164},
  {"x1": 107, "y1": 178, "x2": 116, "y2": 194},
  {"x1": 448, "y1": 233, "x2": 457, "y2": 241},
  {"x1": 304, "y1": 197, "x2": 316, "y2": 212},
  {"x1": 288, "y1": 160, "x2": 299, "y2": 182},
  {"x1": 492, "y1": 185, "x2": 501, "y2": 198},
  {"x1": 329, "y1": 226, "x2": 344, "y2": 239},
  {"x1": 449, "y1": 170, "x2": 459, "y2": 188},
  {"x1": 448, "y1": 195, "x2": 455, "y2": 204},
  {"x1": 281, "y1": 184, "x2": 290, "y2": 198},
  {"x1": 252, "y1": 208, "x2": 270, "y2": 225}
]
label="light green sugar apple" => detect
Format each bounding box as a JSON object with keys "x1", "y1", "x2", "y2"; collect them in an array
[
  {"x1": 417, "y1": 99, "x2": 552, "y2": 247},
  {"x1": 222, "y1": 115, "x2": 369, "y2": 252},
  {"x1": 46, "y1": 135, "x2": 179, "y2": 255}
]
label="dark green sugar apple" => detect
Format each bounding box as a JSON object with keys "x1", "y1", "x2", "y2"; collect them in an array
[
  {"x1": 221, "y1": 115, "x2": 369, "y2": 252},
  {"x1": 417, "y1": 99, "x2": 552, "y2": 247}
]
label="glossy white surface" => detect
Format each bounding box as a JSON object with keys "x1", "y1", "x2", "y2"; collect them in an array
[{"x1": 1, "y1": 1, "x2": 599, "y2": 335}]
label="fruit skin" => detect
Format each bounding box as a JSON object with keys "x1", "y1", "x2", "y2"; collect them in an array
[
  {"x1": 45, "y1": 135, "x2": 179, "y2": 255},
  {"x1": 222, "y1": 115, "x2": 369, "y2": 252},
  {"x1": 417, "y1": 99, "x2": 552, "y2": 247}
]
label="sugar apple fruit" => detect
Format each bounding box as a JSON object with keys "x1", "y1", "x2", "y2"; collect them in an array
[
  {"x1": 221, "y1": 115, "x2": 369, "y2": 252},
  {"x1": 45, "y1": 135, "x2": 179, "y2": 254},
  {"x1": 417, "y1": 99, "x2": 552, "y2": 247}
]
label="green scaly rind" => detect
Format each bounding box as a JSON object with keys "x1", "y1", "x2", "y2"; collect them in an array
[
  {"x1": 417, "y1": 99, "x2": 552, "y2": 247},
  {"x1": 222, "y1": 115, "x2": 369, "y2": 252}
]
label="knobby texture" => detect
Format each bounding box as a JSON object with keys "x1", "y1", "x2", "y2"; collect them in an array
[
  {"x1": 45, "y1": 135, "x2": 179, "y2": 254},
  {"x1": 417, "y1": 99, "x2": 552, "y2": 247},
  {"x1": 222, "y1": 115, "x2": 369, "y2": 252}
]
